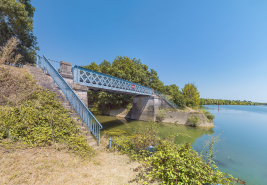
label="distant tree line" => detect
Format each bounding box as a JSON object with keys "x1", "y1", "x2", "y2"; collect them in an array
[{"x1": 200, "y1": 98, "x2": 259, "y2": 105}]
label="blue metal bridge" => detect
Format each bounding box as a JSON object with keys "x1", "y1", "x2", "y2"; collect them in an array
[
  {"x1": 36, "y1": 55, "x2": 179, "y2": 144},
  {"x1": 72, "y1": 66, "x2": 153, "y2": 96}
]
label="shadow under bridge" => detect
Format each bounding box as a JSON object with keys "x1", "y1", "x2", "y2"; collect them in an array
[{"x1": 72, "y1": 66, "x2": 153, "y2": 96}]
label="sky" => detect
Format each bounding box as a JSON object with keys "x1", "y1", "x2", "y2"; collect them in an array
[{"x1": 32, "y1": 0, "x2": 267, "y2": 103}]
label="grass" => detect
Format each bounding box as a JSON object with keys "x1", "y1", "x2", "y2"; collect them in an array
[{"x1": 0, "y1": 138, "x2": 142, "y2": 185}]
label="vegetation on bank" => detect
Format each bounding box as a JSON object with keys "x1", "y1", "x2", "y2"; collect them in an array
[
  {"x1": 0, "y1": 65, "x2": 93, "y2": 158},
  {"x1": 104, "y1": 123, "x2": 244, "y2": 184},
  {"x1": 200, "y1": 98, "x2": 259, "y2": 106}
]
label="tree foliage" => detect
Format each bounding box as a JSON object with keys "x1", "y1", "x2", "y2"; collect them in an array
[
  {"x1": 182, "y1": 83, "x2": 200, "y2": 108},
  {"x1": 172, "y1": 92, "x2": 186, "y2": 109},
  {"x1": 82, "y1": 56, "x2": 166, "y2": 114},
  {"x1": 164, "y1": 84, "x2": 180, "y2": 96},
  {"x1": 0, "y1": 0, "x2": 38, "y2": 64}
]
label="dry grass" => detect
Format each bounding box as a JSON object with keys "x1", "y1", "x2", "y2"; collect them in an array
[
  {"x1": 0, "y1": 138, "x2": 143, "y2": 185},
  {"x1": 0, "y1": 64, "x2": 40, "y2": 106}
]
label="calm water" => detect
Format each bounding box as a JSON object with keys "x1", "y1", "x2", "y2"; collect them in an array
[{"x1": 96, "y1": 105, "x2": 267, "y2": 185}]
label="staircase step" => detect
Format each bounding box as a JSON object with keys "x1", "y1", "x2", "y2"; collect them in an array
[
  {"x1": 80, "y1": 126, "x2": 86, "y2": 131},
  {"x1": 76, "y1": 122, "x2": 83, "y2": 126},
  {"x1": 70, "y1": 113, "x2": 79, "y2": 117},
  {"x1": 88, "y1": 141, "x2": 97, "y2": 147}
]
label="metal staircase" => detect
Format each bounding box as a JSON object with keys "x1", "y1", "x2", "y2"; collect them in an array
[
  {"x1": 153, "y1": 90, "x2": 179, "y2": 109},
  {"x1": 40, "y1": 56, "x2": 103, "y2": 144}
]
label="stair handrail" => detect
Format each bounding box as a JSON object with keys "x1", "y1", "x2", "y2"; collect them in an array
[
  {"x1": 42, "y1": 55, "x2": 103, "y2": 144},
  {"x1": 153, "y1": 90, "x2": 179, "y2": 109}
]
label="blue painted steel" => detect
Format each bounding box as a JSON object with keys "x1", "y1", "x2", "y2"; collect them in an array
[
  {"x1": 109, "y1": 138, "x2": 112, "y2": 149},
  {"x1": 37, "y1": 55, "x2": 61, "y2": 72},
  {"x1": 153, "y1": 90, "x2": 179, "y2": 109},
  {"x1": 41, "y1": 55, "x2": 103, "y2": 144},
  {"x1": 72, "y1": 66, "x2": 153, "y2": 96},
  {"x1": 8, "y1": 63, "x2": 23, "y2": 68},
  {"x1": 148, "y1": 146, "x2": 154, "y2": 156}
]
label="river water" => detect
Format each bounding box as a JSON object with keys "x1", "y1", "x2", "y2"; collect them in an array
[{"x1": 96, "y1": 105, "x2": 267, "y2": 185}]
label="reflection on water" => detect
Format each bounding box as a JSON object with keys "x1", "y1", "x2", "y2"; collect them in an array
[{"x1": 96, "y1": 115, "x2": 214, "y2": 145}]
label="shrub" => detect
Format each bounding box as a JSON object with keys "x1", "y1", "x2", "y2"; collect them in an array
[
  {"x1": 108, "y1": 124, "x2": 237, "y2": 184},
  {"x1": 187, "y1": 115, "x2": 200, "y2": 127},
  {"x1": 143, "y1": 141, "x2": 236, "y2": 184},
  {"x1": 0, "y1": 37, "x2": 22, "y2": 65},
  {"x1": 205, "y1": 111, "x2": 215, "y2": 122},
  {"x1": 172, "y1": 92, "x2": 186, "y2": 109},
  {"x1": 0, "y1": 90, "x2": 94, "y2": 158},
  {"x1": 157, "y1": 109, "x2": 166, "y2": 122}
]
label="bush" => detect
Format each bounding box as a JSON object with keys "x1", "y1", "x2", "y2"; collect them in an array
[
  {"x1": 187, "y1": 115, "x2": 200, "y2": 127},
  {"x1": 108, "y1": 122, "x2": 160, "y2": 160},
  {"x1": 109, "y1": 124, "x2": 237, "y2": 184},
  {"x1": 0, "y1": 38, "x2": 22, "y2": 65},
  {"x1": 0, "y1": 90, "x2": 94, "y2": 158},
  {"x1": 157, "y1": 109, "x2": 167, "y2": 122},
  {"x1": 172, "y1": 92, "x2": 186, "y2": 109},
  {"x1": 205, "y1": 111, "x2": 215, "y2": 122}
]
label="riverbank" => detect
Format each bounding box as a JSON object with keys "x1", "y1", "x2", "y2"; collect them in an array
[{"x1": 108, "y1": 107, "x2": 214, "y2": 127}]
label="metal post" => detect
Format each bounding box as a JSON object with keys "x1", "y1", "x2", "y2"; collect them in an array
[
  {"x1": 149, "y1": 146, "x2": 154, "y2": 156},
  {"x1": 109, "y1": 138, "x2": 112, "y2": 149}
]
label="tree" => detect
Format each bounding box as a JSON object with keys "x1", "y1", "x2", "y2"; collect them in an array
[
  {"x1": 0, "y1": 0, "x2": 38, "y2": 64},
  {"x1": 99, "y1": 60, "x2": 111, "y2": 74},
  {"x1": 172, "y1": 92, "x2": 186, "y2": 109},
  {"x1": 182, "y1": 83, "x2": 200, "y2": 108},
  {"x1": 164, "y1": 84, "x2": 180, "y2": 96},
  {"x1": 148, "y1": 69, "x2": 165, "y2": 93},
  {"x1": 82, "y1": 61, "x2": 101, "y2": 72}
]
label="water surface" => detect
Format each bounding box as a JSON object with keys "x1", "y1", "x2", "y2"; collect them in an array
[{"x1": 96, "y1": 105, "x2": 267, "y2": 185}]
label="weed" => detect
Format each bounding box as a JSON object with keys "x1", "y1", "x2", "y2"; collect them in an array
[{"x1": 187, "y1": 115, "x2": 200, "y2": 126}]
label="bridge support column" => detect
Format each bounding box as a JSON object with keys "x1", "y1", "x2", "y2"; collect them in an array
[
  {"x1": 130, "y1": 95, "x2": 174, "y2": 122},
  {"x1": 131, "y1": 95, "x2": 159, "y2": 122},
  {"x1": 60, "y1": 61, "x2": 88, "y2": 107}
]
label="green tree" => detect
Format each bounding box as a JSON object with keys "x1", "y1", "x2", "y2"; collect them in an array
[
  {"x1": 182, "y1": 83, "x2": 200, "y2": 108},
  {"x1": 172, "y1": 92, "x2": 186, "y2": 109},
  {"x1": 82, "y1": 61, "x2": 101, "y2": 72},
  {"x1": 164, "y1": 84, "x2": 180, "y2": 96},
  {"x1": 148, "y1": 69, "x2": 165, "y2": 93},
  {"x1": 99, "y1": 60, "x2": 111, "y2": 74},
  {"x1": 0, "y1": 0, "x2": 38, "y2": 64}
]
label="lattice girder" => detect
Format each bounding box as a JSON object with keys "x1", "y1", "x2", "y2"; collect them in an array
[{"x1": 73, "y1": 66, "x2": 153, "y2": 96}]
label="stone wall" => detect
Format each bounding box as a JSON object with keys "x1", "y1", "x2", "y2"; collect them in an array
[
  {"x1": 161, "y1": 111, "x2": 213, "y2": 127},
  {"x1": 59, "y1": 61, "x2": 88, "y2": 107}
]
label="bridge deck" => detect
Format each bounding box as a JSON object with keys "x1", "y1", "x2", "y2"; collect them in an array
[{"x1": 72, "y1": 66, "x2": 153, "y2": 96}]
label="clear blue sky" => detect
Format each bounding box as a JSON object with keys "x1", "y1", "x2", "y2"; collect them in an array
[{"x1": 32, "y1": 0, "x2": 267, "y2": 103}]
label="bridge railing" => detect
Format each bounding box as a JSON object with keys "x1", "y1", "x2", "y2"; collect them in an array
[
  {"x1": 153, "y1": 90, "x2": 179, "y2": 109},
  {"x1": 42, "y1": 56, "x2": 103, "y2": 144},
  {"x1": 72, "y1": 66, "x2": 153, "y2": 96},
  {"x1": 37, "y1": 55, "x2": 61, "y2": 72}
]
